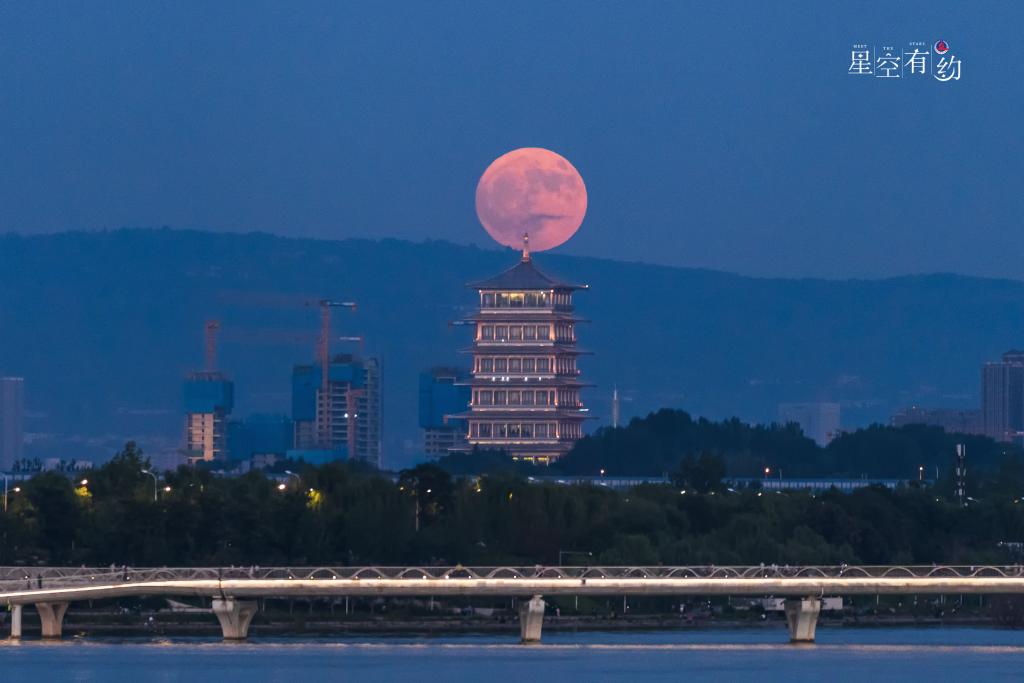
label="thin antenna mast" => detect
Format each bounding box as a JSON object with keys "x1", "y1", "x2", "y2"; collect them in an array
[
  {"x1": 955, "y1": 443, "x2": 967, "y2": 507},
  {"x1": 612, "y1": 385, "x2": 620, "y2": 428}
]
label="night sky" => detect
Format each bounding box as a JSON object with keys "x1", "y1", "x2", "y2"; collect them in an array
[{"x1": 1, "y1": 1, "x2": 1020, "y2": 278}]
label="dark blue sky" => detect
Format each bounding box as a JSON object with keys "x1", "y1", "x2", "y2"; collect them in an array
[{"x1": 1, "y1": 1, "x2": 1020, "y2": 278}]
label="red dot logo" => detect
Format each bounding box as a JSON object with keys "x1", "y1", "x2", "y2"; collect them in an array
[{"x1": 934, "y1": 40, "x2": 949, "y2": 54}]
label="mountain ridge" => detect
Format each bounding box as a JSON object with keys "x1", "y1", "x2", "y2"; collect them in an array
[{"x1": 1, "y1": 228, "x2": 1021, "y2": 468}]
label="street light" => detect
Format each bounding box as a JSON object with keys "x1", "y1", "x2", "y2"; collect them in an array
[{"x1": 140, "y1": 469, "x2": 158, "y2": 502}]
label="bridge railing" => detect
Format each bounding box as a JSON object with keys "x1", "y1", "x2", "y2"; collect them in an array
[{"x1": 2, "y1": 564, "x2": 1024, "y2": 591}]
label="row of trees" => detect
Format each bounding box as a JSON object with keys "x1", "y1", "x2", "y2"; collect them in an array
[
  {"x1": 550, "y1": 409, "x2": 1017, "y2": 479},
  {"x1": 4, "y1": 437, "x2": 1024, "y2": 568}
]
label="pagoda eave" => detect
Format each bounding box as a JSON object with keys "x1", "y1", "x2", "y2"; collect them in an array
[
  {"x1": 460, "y1": 345, "x2": 593, "y2": 355},
  {"x1": 459, "y1": 313, "x2": 591, "y2": 323},
  {"x1": 465, "y1": 378, "x2": 594, "y2": 388},
  {"x1": 448, "y1": 409, "x2": 591, "y2": 420}
]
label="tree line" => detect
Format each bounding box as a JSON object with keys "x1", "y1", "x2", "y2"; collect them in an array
[
  {"x1": 4, "y1": 426, "x2": 1024, "y2": 568},
  {"x1": 511, "y1": 409, "x2": 1018, "y2": 480}
]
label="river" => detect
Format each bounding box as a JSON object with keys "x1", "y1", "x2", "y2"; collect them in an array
[{"x1": 1, "y1": 627, "x2": 1023, "y2": 681}]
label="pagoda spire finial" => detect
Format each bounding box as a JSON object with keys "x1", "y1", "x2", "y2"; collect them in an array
[{"x1": 522, "y1": 232, "x2": 530, "y2": 262}]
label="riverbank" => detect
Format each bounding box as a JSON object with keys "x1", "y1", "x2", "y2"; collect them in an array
[{"x1": 1, "y1": 609, "x2": 1007, "y2": 639}]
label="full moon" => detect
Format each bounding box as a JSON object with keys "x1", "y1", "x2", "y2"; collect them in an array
[{"x1": 475, "y1": 147, "x2": 587, "y2": 252}]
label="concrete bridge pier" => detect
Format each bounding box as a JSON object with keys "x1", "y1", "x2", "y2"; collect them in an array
[
  {"x1": 212, "y1": 598, "x2": 258, "y2": 640},
  {"x1": 9, "y1": 604, "x2": 22, "y2": 639},
  {"x1": 36, "y1": 602, "x2": 69, "y2": 639},
  {"x1": 784, "y1": 597, "x2": 821, "y2": 643},
  {"x1": 518, "y1": 595, "x2": 545, "y2": 643}
]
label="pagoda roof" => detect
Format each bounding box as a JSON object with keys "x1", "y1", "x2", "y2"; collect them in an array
[{"x1": 469, "y1": 255, "x2": 584, "y2": 291}]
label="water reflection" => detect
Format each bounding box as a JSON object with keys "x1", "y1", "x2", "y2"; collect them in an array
[{"x1": 1, "y1": 628, "x2": 1023, "y2": 681}]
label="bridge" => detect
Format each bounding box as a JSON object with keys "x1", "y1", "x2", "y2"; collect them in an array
[{"x1": 4, "y1": 565, "x2": 1024, "y2": 643}]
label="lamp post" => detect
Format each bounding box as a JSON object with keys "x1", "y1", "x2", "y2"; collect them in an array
[
  {"x1": 284, "y1": 470, "x2": 301, "y2": 491},
  {"x1": 3, "y1": 473, "x2": 8, "y2": 513},
  {"x1": 141, "y1": 469, "x2": 158, "y2": 502}
]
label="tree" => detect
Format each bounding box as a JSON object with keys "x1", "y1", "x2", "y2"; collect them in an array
[
  {"x1": 673, "y1": 452, "x2": 726, "y2": 493},
  {"x1": 398, "y1": 464, "x2": 453, "y2": 528},
  {"x1": 24, "y1": 471, "x2": 80, "y2": 563}
]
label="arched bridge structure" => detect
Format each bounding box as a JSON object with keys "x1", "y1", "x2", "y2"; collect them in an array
[{"x1": 4, "y1": 565, "x2": 1024, "y2": 643}]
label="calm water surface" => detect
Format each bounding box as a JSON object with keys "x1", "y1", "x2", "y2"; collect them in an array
[{"x1": 1, "y1": 628, "x2": 1023, "y2": 681}]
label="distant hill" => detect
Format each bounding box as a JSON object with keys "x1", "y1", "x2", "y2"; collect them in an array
[{"x1": 1, "y1": 229, "x2": 1022, "y2": 468}]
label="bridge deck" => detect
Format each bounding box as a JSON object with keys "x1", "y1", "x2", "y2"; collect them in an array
[{"x1": 3, "y1": 566, "x2": 1024, "y2": 604}]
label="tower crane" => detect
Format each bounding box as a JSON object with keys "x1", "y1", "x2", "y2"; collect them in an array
[
  {"x1": 204, "y1": 320, "x2": 221, "y2": 372},
  {"x1": 312, "y1": 300, "x2": 356, "y2": 448}
]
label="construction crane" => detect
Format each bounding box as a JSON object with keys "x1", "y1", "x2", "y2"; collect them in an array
[
  {"x1": 336, "y1": 335, "x2": 365, "y2": 356},
  {"x1": 312, "y1": 300, "x2": 357, "y2": 449},
  {"x1": 204, "y1": 320, "x2": 221, "y2": 372}
]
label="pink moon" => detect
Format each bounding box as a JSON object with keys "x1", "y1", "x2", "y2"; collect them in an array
[{"x1": 475, "y1": 147, "x2": 587, "y2": 252}]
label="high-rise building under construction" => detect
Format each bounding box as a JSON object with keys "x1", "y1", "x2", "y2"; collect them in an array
[
  {"x1": 183, "y1": 372, "x2": 234, "y2": 462},
  {"x1": 183, "y1": 320, "x2": 233, "y2": 463},
  {"x1": 292, "y1": 354, "x2": 382, "y2": 468}
]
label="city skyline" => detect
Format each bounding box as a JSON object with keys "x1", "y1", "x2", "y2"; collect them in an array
[{"x1": 6, "y1": 228, "x2": 1024, "y2": 469}]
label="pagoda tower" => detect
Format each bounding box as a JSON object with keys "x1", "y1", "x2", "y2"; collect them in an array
[{"x1": 457, "y1": 236, "x2": 589, "y2": 463}]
